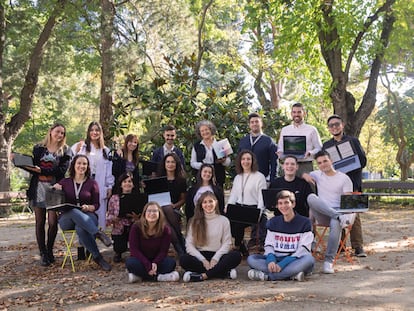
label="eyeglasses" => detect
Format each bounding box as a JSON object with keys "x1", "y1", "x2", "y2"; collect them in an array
[
  {"x1": 146, "y1": 209, "x2": 159, "y2": 214},
  {"x1": 328, "y1": 122, "x2": 341, "y2": 128}
]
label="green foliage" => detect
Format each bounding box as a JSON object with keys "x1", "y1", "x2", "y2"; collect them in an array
[{"x1": 115, "y1": 54, "x2": 287, "y2": 185}]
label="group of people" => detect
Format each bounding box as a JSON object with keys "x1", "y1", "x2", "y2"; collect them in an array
[{"x1": 21, "y1": 102, "x2": 367, "y2": 282}]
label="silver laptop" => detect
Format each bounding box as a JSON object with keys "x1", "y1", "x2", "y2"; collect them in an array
[
  {"x1": 325, "y1": 140, "x2": 361, "y2": 173},
  {"x1": 282, "y1": 135, "x2": 306, "y2": 159},
  {"x1": 338, "y1": 194, "x2": 369, "y2": 213}
]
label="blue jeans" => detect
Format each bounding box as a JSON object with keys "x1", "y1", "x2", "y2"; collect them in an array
[
  {"x1": 125, "y1": 256, "x2": 176, "y2": 279},
  {"x1": 307, "y1": 193, "x2": 342, "y2": 262},
  {"x1": 247, "y1": 253, "x2": 314, "y2": 280},
  {"x1": 58, "y1": 209, "x2": 100, "y2": 258}
]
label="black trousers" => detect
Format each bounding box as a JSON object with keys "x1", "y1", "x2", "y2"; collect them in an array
[
  {"x1": 112, "y1": 225, "x2": 130, "y2": 254},
  {"x1": 180, "y1": 250, "x2": 242, "y2": 279},
  {"x1": 231, "y1": 214, "x2": 267, "y2": 247}
]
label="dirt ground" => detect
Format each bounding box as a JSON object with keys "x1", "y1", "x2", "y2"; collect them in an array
[{"x1": 1, "y1": 205, "x2": 414, "y2": 311}]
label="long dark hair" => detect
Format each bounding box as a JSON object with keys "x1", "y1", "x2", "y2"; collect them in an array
[
  {"x1": 189, "y1": 191, "x2": 219, "y2": 247},
  {"x1": 157, "y1": 153, "x2": 186, "y2": 180},
  {"x1": 84, "y1": 121, "x2": 108, "y2": 159},
  {"x1": 69, "y1": 154, "x2": 91, "y2": 179}
]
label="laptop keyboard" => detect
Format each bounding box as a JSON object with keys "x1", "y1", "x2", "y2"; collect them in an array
[{"x1": 335, "y1": 157, "x2": 356, "y2": 169}]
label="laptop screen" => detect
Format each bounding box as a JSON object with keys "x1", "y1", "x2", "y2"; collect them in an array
[
  {"x1": 283, "y1": 136, "x2": 306, "y2": 155},
  {"x1": 339, "y1": 194, "x2": 369, "y2": 213}
]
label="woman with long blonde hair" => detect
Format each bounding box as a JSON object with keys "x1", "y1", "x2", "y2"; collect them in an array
[{"x1": 25, "y1": 123, "x2": 72, "y2": 266}]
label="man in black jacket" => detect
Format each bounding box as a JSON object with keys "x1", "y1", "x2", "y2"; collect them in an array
[{"x1": 322, "y1": 114, "x2": 367, "y2": 257}]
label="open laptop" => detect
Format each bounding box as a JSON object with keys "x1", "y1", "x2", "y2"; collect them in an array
[
  {"x1": 143, "y1": 176, "x2": 172, "y2": 206},
  {"x1": 262, "y1": 188, "x2": 284, "y2": 211},
  {"x1": 325, "y1": 140, "x2": 361, "y2": 173},
  {"x1": 140, "y1": 160, "x2": 159, "y2": 177},
  {"x1": 226, "y1": 204, "x2": 261, "y2": 225},
  {"x1": 338, "y1": 194, "x2": 369, "y2": 213},
  {"x1": 282, "y1": 136, "x2": 306, "y2": 159},
  {"x1": 118, "y1": 193, "x2": 148, "y2": 217}
]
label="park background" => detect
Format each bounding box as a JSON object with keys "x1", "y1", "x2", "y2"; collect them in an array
[
  {"x1": 0, "y1": 0, "x2": 413, "y2": 193},
  {"x1": 1, "y1": 2, "x2": 414, "y2": 310}
]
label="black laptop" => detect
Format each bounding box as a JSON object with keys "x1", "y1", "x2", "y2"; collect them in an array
[
  {"x1": 140, "y1": 160, "x2": 159, "y2": 177},
  {"x1": 226, "y1": 204, "x2": 261, "y2": 225},
  {"x1": 143, "y1": 176, "x2": 169, "y2": 194},
  {"x1": 262, "y1": 188, "x2": 284, "y2": 211},
  {"x1": 118, "y1": 193, "x2": 147, "y2": 217}
]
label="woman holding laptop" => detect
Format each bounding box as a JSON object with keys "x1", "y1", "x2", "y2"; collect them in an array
[
  {"x1": 25, "y1": 123, "x2": 72, "y2": 267},
  {"x1": 226, "y1": 150, "x2": 267, "y2": 256},
  {"x1": 155, "y1": 153, "x2": 187, "y2": 256}
]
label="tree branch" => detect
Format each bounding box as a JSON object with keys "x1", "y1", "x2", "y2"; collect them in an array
[
  {"x1": 344, "y1": 0, "x2": 396, "y2": 77},
  {"x1": 6, "y1": 0, "x2": 67, "y2": 141}
]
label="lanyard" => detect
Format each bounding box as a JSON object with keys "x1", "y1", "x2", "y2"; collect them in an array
[
  {"x1": 241, "y1": 173, "x2": 251, "y2": 203},
  {"x1": 249, "y1": 134, "x2": 262, "y2": 147},
  {"x1": 73, "y1": 180, "x2": 84, "y2": 206}
]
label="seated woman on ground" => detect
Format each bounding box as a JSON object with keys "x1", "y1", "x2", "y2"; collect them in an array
[
  {"x1": 247, "y1": 190, "x2": 314, "y2": 282},
  {"x1": 126, "y1": 202, "x2": 179, "y2": 283},
  {"x1": 180, "y1": 191, "x2": 242, "y2": 282},
  {"x1": 54, "y1": 154, "x2": 112, "y2": 271}
]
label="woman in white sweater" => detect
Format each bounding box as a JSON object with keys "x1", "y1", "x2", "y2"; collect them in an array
[
  {"x1": 180, "y1": 191, "x2": 242, "y2": 282},
  {"x1": 226, "y1": 150, "x2": 267, "y2": 256}
]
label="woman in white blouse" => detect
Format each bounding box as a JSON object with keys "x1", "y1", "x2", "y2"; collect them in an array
[
  {"x1": 71, "y1": 121, "x2": 114, "y2": 230},
  {"x1": 190, "y1": 120, "x2": 230, "y2": 188},
  {"x1": 226, "y1": 150, "x2": 267, "y2": 256}
]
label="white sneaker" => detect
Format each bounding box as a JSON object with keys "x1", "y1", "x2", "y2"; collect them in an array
[
  {"x1": 128, "y1": 272, "x2": 142, "y2": 283},
  {"x1": 293, "y1": 271, "x2": 305, "y2": 282},
  {"x1": 338, "y1": 213, "x2": 356, "y2": 229},
  {"x1": 323, "y1": 261, "x2": 334, "y2": 274},
  {"x1": 247, "y1": 269, "x2": 268, "y2": 281},
  {"x1": 228, "y1": 269, "x2": 237, "y2": 280},
  {"x1": 183, "y1": 271, "x2": 193, "y2": 282},
  {"x1": 157, "y1": 271, "x2": 180, "y2": 282}
]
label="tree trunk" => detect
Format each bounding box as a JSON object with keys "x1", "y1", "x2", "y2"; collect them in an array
[
  {"x1": 0, "y1": 0, "x2": 67, "y2": 191},
  {"x1": 319, "y1": 0, "x2": 396, "y2": 138},
  {"x1": 100, "y1": 0, "x2": 115, "y2": 144}
]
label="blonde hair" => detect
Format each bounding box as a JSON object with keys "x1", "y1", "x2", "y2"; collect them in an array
[{"x1": 40, "y1": 123, "x2": 68, "y2": 156}]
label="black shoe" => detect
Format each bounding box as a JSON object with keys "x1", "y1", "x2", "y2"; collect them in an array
[
  {"x1": 94, "y1": 255, "x2": 112, "y2": 271},
  {"x1": 40, "y1": 253, "x2": 51, "y2": 266},
  {"x1": 77, "y1": 247, "x2": 86, "y2": 261},
  {"x1": 96, "y1": 230, "x2": 112, "y2": 247},
  {"x1": 183, "y1": 271, "x2": 203, "y2": 282},
  {"x1": 47, "y1": 250, "x2": 55, "y2": 264},
  {"x1": 354, "y1": 247, "x2": 367, "y2": 257},
  {"x1": 113, "y1": 253, "x2": 122, "y2": 263}
]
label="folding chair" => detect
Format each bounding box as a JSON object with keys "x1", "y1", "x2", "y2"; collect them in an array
[
  {"x1": 61, "y1": 230, "x2": 92, "y2": 272},
  {"x1": 312, "y1": 223, "x2": 354, "y2": 264}
]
